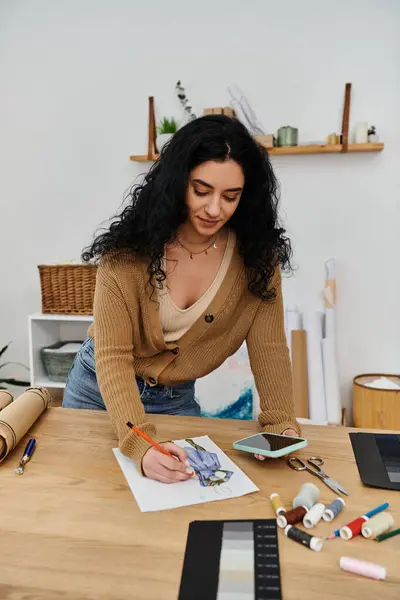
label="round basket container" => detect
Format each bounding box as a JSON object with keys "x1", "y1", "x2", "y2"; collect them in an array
[{"x1": 353, "y1": 373, "x2": 400, "y2": 429}]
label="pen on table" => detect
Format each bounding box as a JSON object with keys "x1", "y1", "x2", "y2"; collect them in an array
[
  {"x1": 14, "y1": 438, "x2": 36, "y2": 475},
  {"x1": 126, "y1": 422, "x2": 194, "y2": 476},
  {"x1": 328, "y1": 502, "x2": 390, "y2": 539},
  {"x1": 376, "y1": 527, "x2": 400, "y2": 543}
]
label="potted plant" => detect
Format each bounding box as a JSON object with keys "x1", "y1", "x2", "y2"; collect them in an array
[
  {"x1": 0, "y1": 342, "x2": 30, "y2": 390},
  {"x1": 157, "y1": 117, "x2": 179, "y2": 151},
  {"x1": 368, "y1": 125, "x2": 378, "y2": 143}
]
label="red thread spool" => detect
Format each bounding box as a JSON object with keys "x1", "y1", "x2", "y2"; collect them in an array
[
  {"x1": 277, "y1": 506, "x2": 307, "y2": 528},
  {"x1": 340, "y1": 516, "x2": 368, "y2": 540}
]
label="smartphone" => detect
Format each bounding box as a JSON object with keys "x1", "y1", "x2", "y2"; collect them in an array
[{"x1": 233, "y1": 432, "x2": 308, "y2": 458}]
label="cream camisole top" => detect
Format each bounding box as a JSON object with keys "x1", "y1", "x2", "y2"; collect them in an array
[{"x1": 159, "y1": 230, "x2": 236, "y2": 342}]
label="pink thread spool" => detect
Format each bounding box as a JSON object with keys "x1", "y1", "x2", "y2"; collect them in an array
[{"x1": 339, "y1": 557, "x2": 387, "y2": 581}]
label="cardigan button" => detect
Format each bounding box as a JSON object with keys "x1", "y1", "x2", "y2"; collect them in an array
[
  {"x1": 149, "y1": 377, "x2": 157, "y2": 385},
  {"x1": 205, "y1": 314, "x2": 214, "y2": 323}
]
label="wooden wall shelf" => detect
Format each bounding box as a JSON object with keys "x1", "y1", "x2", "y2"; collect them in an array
[
  {"x1": 130, "y1": 143, "x2": 384, "y2": 162},
  {"x1": 266, "y1": 143, "x2": 384, "y2": 155}
]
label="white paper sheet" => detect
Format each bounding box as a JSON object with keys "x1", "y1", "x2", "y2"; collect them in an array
[
  {"x1": 322, "y1": 338, "x2": 342, "y2": 424},
  {"x1": 303, "y1": 311, "x2": 327, "y2": 424},
  {"x1": 113, "y1": 435, "x2": 259, "y2": 512},
  {"x1": 365, "y1": 377, "x2": 400, "y2": 390}
]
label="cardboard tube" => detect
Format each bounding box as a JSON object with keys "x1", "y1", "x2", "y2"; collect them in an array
[
  {"x1": 0, "y1": 390, "x2": 13, "y2": 411},
  {"x1": 0, "y1": 388, "x2": 51, "y2": 462},
  {"x1": 291, "y1": 330, "x2": 309, "y2": 418}
]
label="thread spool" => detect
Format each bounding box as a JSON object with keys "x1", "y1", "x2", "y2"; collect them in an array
[
  {"x1": 323, "y1": 498, "x2": 345, "y2": 522},
  {"x1": 303, "y1": 503, "x2": 325, "y2": 529},
  {"x1": 270, "y1": 493, "x2": 286, "y2": 517},
  {"x1": 339, "y1": 557, "x2": 386, "y2": 581},
  {"x1": 340, "y1": 516, "x2": 368, "y2": 540},
  {"x1": 292, "y1": 483, "x2": 320, "y2": 510},
  {"x1": 277, "y1": 505, "x2": 307, "y2": 529},
  {"x1": 285, "y1": 525, "x2": 323, "y2": 552},
  {"x1": 362, "y1": 513, "x2": 394, "y2": 539}
]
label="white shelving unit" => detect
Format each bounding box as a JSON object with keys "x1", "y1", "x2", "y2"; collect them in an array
[{"x1": 28, "y1": 313, "x2": 93, "y2": 389}]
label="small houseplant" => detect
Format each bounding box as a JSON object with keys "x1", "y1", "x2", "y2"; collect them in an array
[
  {"x1": 368, "y1": 125, "x2": 378, "y2": 143},
  {"x1": 0, "y1": 342, "x2": 30, "y2": 390},
  {"x1": 157, "y1": 117, "x2": 179, "y2": 151}
]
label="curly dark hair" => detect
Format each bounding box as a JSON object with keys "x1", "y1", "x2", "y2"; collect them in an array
[{"x1": 83, "y1": 115, "x2": 292, "y2": 301}]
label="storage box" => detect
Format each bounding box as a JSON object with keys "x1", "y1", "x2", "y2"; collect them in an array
[
  {"x1": 41, "y1": 341, "x2": 82, "y2": 383},
  {"x1": 254, "y1": 134, "x2": 275, "y2": 149}
]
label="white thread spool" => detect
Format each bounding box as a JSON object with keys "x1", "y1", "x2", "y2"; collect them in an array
[
  {"x1": 362, "y1": 513, "x2": 394, "y2": 539},
  {"x1": 303, "y1": 503, "x2": 325, "y2": 529},
  {"x1": 292, "y1": 483, "x2": 320, "y2": 510}
]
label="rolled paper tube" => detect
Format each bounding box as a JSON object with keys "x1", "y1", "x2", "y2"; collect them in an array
[
  {"x1": 340, "y1": 516, "x2": 368, "y2": 540},
  {"x1": 277, "y1": 505, "x2": 307, "y2": 529},
  {"x1": 323, "y1": 498, "x2": 345, "y2": 522},
  {"x1": 339, "y1": 557, "x2": 386, "y2": 581},
  {"x1": 0, "y1": 390, "x2": 13, "y2": 411},
  {"x1": 303, "y1": 310, "x2": 327, "y2": 424},
  {"x1": 293, "y1": 482, "x2": 320, "y2": 510},
  {"x1": 362, "y1": 513, "x2": 394, "y2": 539},
  {"x1": 0, "y1": 388, "x2": 51, "y2": 462},
  {"x1": 303, "y1": 503, "x2": 325, "y2": 529},
  {"x1": 270, "y1": 493, "x2": 286, "y2": 517}
]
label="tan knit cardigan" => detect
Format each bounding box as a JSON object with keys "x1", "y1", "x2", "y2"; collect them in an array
[{"x1": 88, "y1": 247, "x2": 299, "y2": 468}]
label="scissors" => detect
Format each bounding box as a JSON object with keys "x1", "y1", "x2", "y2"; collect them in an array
[{"x1": 287, "y1": 456, "x2": 349, "y2": 496}]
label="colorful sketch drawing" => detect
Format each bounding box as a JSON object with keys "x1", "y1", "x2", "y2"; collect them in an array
[{"x1": 184, "y1": 438, "x2": 234, "y2": 488}]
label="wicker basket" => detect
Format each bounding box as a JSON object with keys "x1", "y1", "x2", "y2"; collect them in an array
[{"x1": 38, "y1": 264, "x2": 97, "y2": 315}]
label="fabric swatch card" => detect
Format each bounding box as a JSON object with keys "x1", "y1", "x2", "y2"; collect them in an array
[
  {"x1": 178, "y1": 519, "x2": 282, "y2": 600},
  {"x1": 113, "y1": 435, "x2": 259, "y2": 512}
]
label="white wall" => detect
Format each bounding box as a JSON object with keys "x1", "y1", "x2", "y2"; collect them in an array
[{"x1": 1, "y1": 0, "x2": 399, "y2": 412}]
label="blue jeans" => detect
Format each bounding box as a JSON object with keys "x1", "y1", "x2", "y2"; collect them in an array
[{"x1": 63, "y1": 337, "x2": 200, "y2": 416}]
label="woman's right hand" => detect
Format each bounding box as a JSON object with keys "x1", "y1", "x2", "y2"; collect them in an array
[{"x1": 142, "y1": 442, "x2": 194, "y2": 483}]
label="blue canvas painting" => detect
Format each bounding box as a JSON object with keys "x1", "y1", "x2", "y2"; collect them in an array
[{"x1": 195, "y1": 343, "x2": 258, "y2": 421}]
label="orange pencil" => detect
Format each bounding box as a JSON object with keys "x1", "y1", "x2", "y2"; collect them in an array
[
  {"x1": 127, "y1": 421, "x2": 173, "y2": 457},
  {"x1": 126, "y1": 421, "x2": 194, "y2": 475}
]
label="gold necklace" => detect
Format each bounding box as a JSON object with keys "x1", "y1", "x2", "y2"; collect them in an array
[{"x1": 177, "y1": 233, "x2": 219, "y2": 259}]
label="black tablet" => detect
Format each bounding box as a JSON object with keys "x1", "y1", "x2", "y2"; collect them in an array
[{"x1": 349, "y1": 432, "x2": 400, "y2": 490}]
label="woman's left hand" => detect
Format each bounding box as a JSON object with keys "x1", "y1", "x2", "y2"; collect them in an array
[{"x1": 254, "y1": 428, "x2": 298, "y2": 461}]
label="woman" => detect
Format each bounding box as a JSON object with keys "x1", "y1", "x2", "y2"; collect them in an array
[{"x1": 63, "y1": 115, "x2": 300, "y2": 483}]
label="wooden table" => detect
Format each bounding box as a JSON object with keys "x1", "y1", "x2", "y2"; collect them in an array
[{"x1": 0, "y1": 409, "x2": 399, "y2": 599}]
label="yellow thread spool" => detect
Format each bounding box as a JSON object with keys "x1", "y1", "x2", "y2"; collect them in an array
[
  {"x1": 270, "y1": 493, "x2": 286, "y2": 516},
  {"x1": 362, "y1": 513, "x2": 394, "y2": 539}
]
